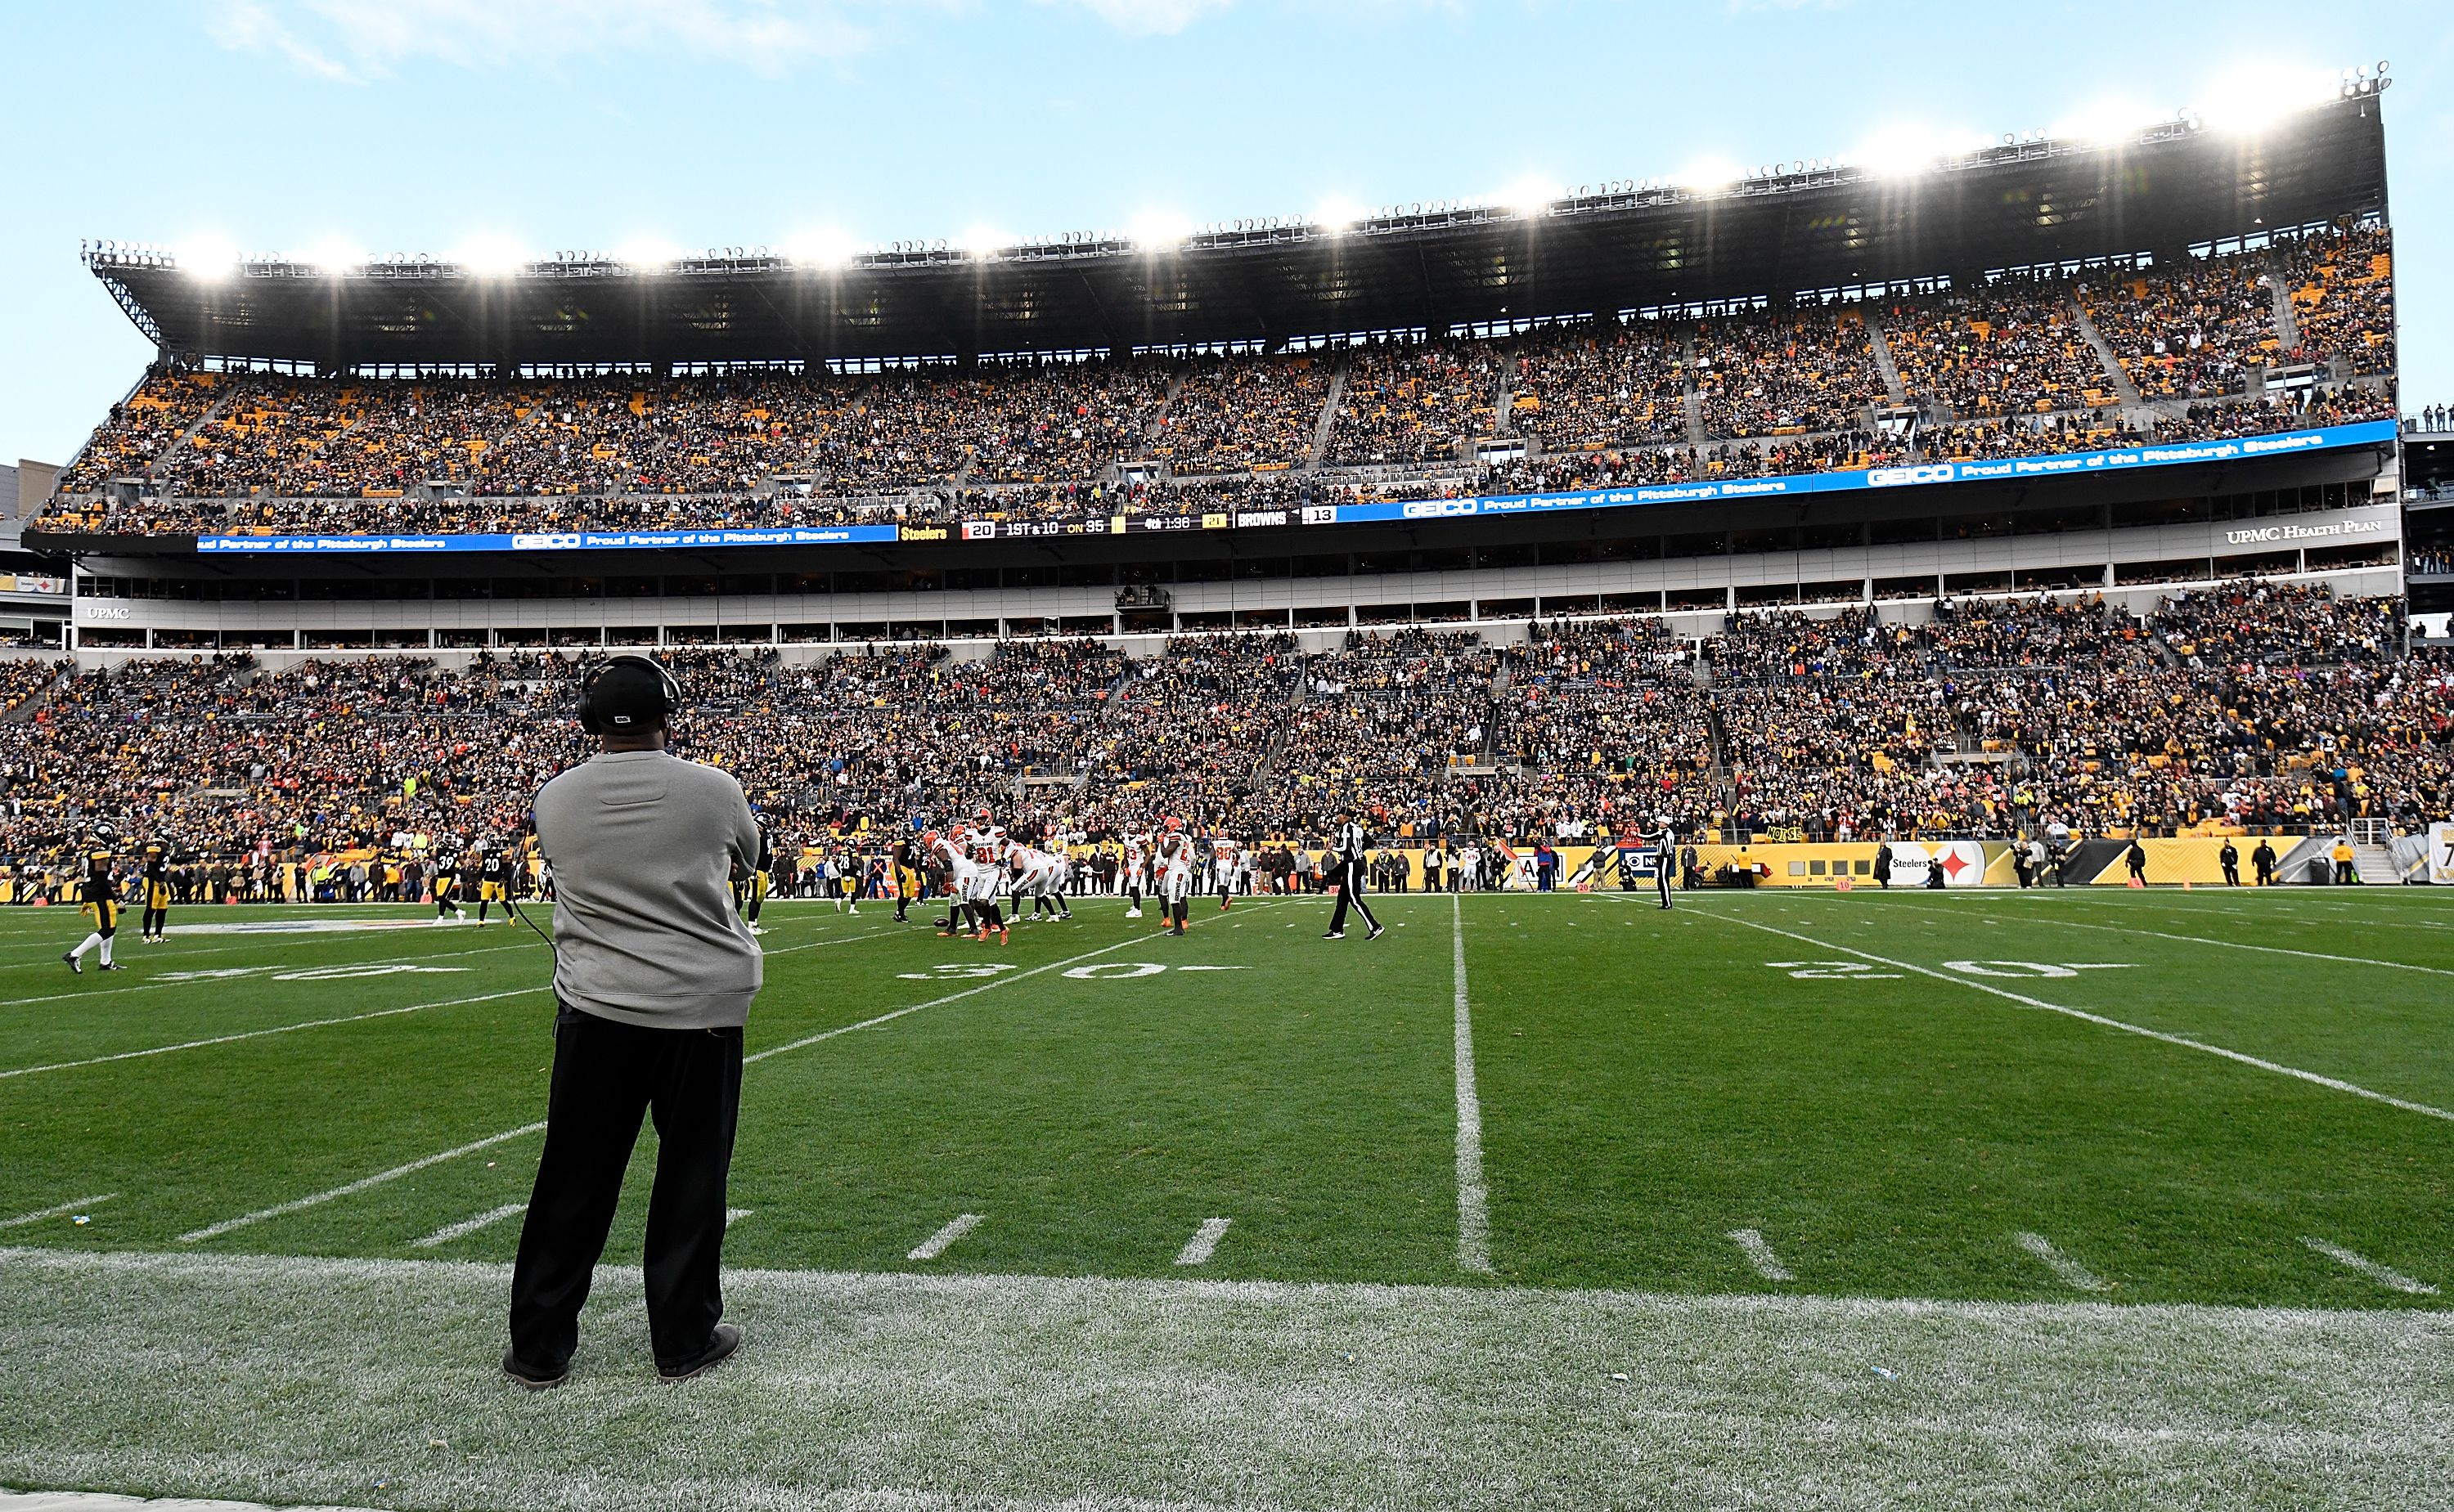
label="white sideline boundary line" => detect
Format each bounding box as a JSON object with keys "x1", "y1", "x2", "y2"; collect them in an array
[
  {"x1": 1450, "y1": 895, "x2": 1494, "y2": 1275},
  {"x1": 1175, "y1": 1218, "x2": 1232, "y2": 1267},
  {"x1": 410, "y1": 1202, "x2": 525, "y2": 1249},
  {"x1": 908, "y1": 1213, "x2": 982, "y2": 1260},
  {"x1": 2016, "y1": 1232, "x2": 2110, "y2": 1292},
  {"x1": 1682, "y1": 906, "x2": 2454, "y2": 1126},
  {"x1": 175, "y1": 912, "x2": 1258, "y2": 1246},
  {"x1": 0, "y1": 988, "x2": 550, "y2": 1082},
  {"x1": 2302, "y1": 1236, "x2": 2438, "y2": 1295},
  {"x1": 1727, "y1": 1227, "x2": 1794, "y2": 1282},
  {"x1": 0, "y1": 1193, "x2": 116, "y2": 1229}
]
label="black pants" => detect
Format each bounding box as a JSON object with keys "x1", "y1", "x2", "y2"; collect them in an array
[
  {"x1": 1326, "y1": 859, "x2": 1378, "y2": 934},
  {"x1": 509, "y1": 1007, "x2": 744, "y2": 1373}
]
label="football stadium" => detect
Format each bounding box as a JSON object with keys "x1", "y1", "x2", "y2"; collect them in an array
[{"x1": 1, "y1": 20, "x2": 2450, "y2": 1512}]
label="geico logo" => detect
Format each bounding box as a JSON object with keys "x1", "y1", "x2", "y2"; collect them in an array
[
  {"x1": 1401, "y1": 500, "x2": 1477, "y2": 518},
  {"x1": 79, "y1": 603, "x2": 133, "y2": 620},
  {"x1": 1867, "y1": 464, "x2": 1955, "y2": 487},
  {"x1": 510, "y1": 532, "x2": 581, "y2": 550}
]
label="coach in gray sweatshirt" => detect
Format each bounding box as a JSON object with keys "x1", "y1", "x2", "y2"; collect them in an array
[{"x1": 506, "y1": 654, "x2": 762, "y2": 1389}]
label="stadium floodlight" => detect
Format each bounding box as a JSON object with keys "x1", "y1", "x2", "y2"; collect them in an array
[
  {"x1": 951, "y1": 226, "x2": 1009, "y2": 261},
  {"x1": 612, "y1": 235, "x2": 683, "y2": 271},
  {"x1": 1311, "y1": 195, "x2": 1365, "y2": 236},
  {"x1": 1674, "y1": 156, "x2": 1742, "y2": 195},
  {"x1": 1851, "y1": 124, "x2": 1944, "y2": 180},
  {"x1": 2195, "y1": 61, "x2": 2342, "y2": 136},
  {"x1": 782, "y1": 226, "x2": 857, "y2": 271},
  {"x1": 449, "y1": 233, "x2": 535, "y2": 278},
  {"x1": 173, "y1": 232, "x2": 242, "y2": 282},
  {"x1": 2049, "y1": 97, "x2": 2167, "y2": 149},
  {"x1": 1126, "y1": 209, "x2": 1196, "y2": 252},
  {"x1": 297, "y1": 237, "x2": 366, "y2": 276},
  {"x1": 1498, "y1": 177, "x2": 1560, "y2": 218}
]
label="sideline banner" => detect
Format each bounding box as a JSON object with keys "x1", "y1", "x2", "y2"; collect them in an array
[
  {"x1": 2430, "y1": 823, "x2": 2454, "y2": 886},
  {"x1": 191, "y1": 420, "x2": 2394, "y2": 555}
]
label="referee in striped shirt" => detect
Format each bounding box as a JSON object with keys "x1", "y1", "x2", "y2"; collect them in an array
[
  {"x1": 1647, "y1": 817, "x2": 1677, "y2": 910},
  {"x1": 1323, "y1": 806, "x2": 1384, "y2": 941}
]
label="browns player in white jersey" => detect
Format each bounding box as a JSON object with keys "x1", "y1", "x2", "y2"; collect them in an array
[
  {"x1": 1121, "y1": 830, "x2": 1150, "y2": 919},
  {"x1": 1154, "y1": 818, "x2": 1195, "y2": 937},
  {"x1": 1210, "y1": 832, "x2": 1242, "y2": 912}
]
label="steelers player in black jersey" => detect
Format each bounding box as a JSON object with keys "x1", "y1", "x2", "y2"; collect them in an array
[
  {"x1": 140, "y1": 843, "x2": 173, "y2": 942},
  {"x1": 63, "y1": 828, "x2": 128, "y2": 973},
  {"x1": 432, "y1": 855, "x2": 467, "y2": 923},
  {"x1": 476, "y1": 846, "x2": 509, "y2": 925},
  {"x1": 741, "y1": 826, "x2": 774, "y2": 936}
]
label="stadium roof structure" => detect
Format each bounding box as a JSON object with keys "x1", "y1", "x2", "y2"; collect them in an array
[{"x1": 87, "y1": 89, "x2": 2389, "y2": 372}]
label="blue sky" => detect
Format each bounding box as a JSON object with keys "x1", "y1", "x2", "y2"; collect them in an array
[{"x1": 4, "y1": 0, "x2": 2449, "y2": 468}]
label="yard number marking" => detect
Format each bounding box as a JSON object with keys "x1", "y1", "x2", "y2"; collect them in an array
[
  {"x1": 1767, "y1": 960, "x2": 1903, "y2": 980},
  {"x1": 1942, "y1": 961, "x2": 2134, "y2": 980},
  {"x1": 897, "y1": 962, "x2": 1021, "y2": 980}
]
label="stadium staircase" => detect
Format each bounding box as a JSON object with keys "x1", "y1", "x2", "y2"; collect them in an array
[
  {"x1": 1142, "y1": 373, "x2": 1184, "y2": 452},
  {"x1": 1304, "y1": 358, "x2": 1350, "y2": 472},
  {"x1": 1680, "y1": 335, "x2": 1708, "y2": 446},
  {"x1": 2263, "y1": 271, "x2": 2301, "y2": 357},
  {"x1": 0, "y1": 664, "x2": 73, "y2": 726},
  {"x1": 1864, "y1": 312, "x2": 1911, "y2": 407},
  {"x1": 2066, "y1": 298, "x2": 2144, "y2": 408}
]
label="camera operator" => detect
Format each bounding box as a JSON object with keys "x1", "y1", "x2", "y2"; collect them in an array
[{"x1": 504, "y1": 655, "x2": 763, "y2": 1389}]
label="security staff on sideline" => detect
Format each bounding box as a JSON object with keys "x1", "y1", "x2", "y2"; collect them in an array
[
  {"x1": 2219, "y1": 838, "x2": 2241, "y2": 887},
  {"x1": 506, "y1": 654, "x2": 763, "y2": 1390},
  {"x1": 2252, "y1": 837, "x2": 2279, "y2": 886},
  {"x1": 1323, "y1": 806, "x2": 1383, "y2": 940}
]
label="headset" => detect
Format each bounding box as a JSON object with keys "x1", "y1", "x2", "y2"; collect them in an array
[{"x1": 575, "y1": 653, "x2": 681, "y2": 736}]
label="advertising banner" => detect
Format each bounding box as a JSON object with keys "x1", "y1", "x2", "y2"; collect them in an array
[
  {"x1": 2430, "y1": 823, "x2": 2454, "y2": 886},
  {"x1": 190, "y1": 420, "x2": 2393, "y2": 555}
]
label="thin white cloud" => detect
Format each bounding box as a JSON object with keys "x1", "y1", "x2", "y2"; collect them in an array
[
  {"x1": 1054, "y1": 0, "x2": 1237, "y2": 34},
  {"x1": 211, "y1": 0, "x2": 1267, "y2": 78},
  {"x1": 211, "y1": 0, "x2": 895, "y2": 79}
]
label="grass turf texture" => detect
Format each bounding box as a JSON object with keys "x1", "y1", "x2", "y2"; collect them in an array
[{"x1": 2, "y1": 887, "x2": 2452, "y2": 1508}]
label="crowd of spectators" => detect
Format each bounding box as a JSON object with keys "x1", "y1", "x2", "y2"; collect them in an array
[
  {"x1": 2081, "y1": 254, "x2": 2272, "y2": 400},
  {"x1": 1509, "y1": 322, "x2": 1692, "y2": 452},
  {"x1": 1693, "y1": 307, "x2": 1886, "y2": 438},
  {"x1": 1883, "y1": 277, "x2": 2110, "y2": 416},
  {"x1": 2, "y1": 584, "x2": 2441, "y2": 873},
  {"x1": 2282, "y1": 224, "x2": 2396, "y2": 378},
  {"x1": 1152, "y1": 352, "x2": 1333, "y2": 472},
  {"x1": 1325, "y1": 341, "x2": 1499, "y2": 465}
]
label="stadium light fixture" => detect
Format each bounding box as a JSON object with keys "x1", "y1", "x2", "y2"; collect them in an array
[
  {"x1": 1311, "y1": 195, "x2": 1365, "y2": 237},
  {"x1": 2049, "y1": 97, "x2": 2167, "y2": 149},
  {"x1": 173, "y1": 232, "x2": 242, "y2": 282},
  {"x1": 2194, "y1": 61, "x2": 2343, "y2": 136},
  {"x1": 1126, "y1": 209, "x2": 1196, "y2": 253},
  {"x1": 1499, "y1": 177, "x2": 1560, "y2": 218},
  {"x1": 783, "y1": 227, "x2": 857, "y2": 271},
  {"x1": 297, "y1": 237, "x2": 367, "y2": 276},
  {"x1": 612, "y1": 235, "x2": 684, "y2": 271},
  {"x1": 449, "y1": 233, "x2": 535, "y2": 279},
  {"x1": 1851, "y1": 125, "x2": 1944, "y2": 180},
  {"x1": 1674, "y1": 156, "x2": 1742, "y2": 195},
  {"x1": 953, "y1": 227, "x2": 1009, "y2": 261}
]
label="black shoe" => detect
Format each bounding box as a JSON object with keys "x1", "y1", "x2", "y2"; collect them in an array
[
  {"x1": 99, "y1": 962, "x2": 128, "y2": 971},
  {"x1": 1366, "y1": 925, "x2": 1385, "y2": 940},
  {"x1": 1323, "y1": 930, "x2": 1345, "y2": 940},
  {"x1": 501, "y1": 1350, "x2": 567, "y2": 1391},
  {"x1": 659, "y1": 1322, "x2": 742, "y2": 1382},
  {"x1": 63, "y1": 951, "x2": 80, "y2": 974}
]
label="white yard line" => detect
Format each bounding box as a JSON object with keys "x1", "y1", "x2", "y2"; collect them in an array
[
  {"x1": 907, "y1": 1213, "x2": 982, "y2": 1260},
  {"x1": 726, "y1": 1208, "x2": 753, "y2": 1227},
  {"x1": 0, "y1": 988, "x2": 550, "y2": 1082},
  {"x1": 760, "y1": 926, "x2": 897, "y2": 958},
  {"x1": 1685, "y1": 907, "x2": 2454, "y2": 1126},
  {"x1": 173, "y1": 913, "x2": 1258, "y2": 1246},
  {"x1": 1174, "y1": 1218, "x2": 1232, "y2": 1267},
  {"x1": 2301, "y1": 1236, "x2": 2438, "y2": 1295},
  {"x1": 1450, "y1": 895, "x2": 1494, "y2": 1275},
  {"x1": 178, "y1": 1123, "x2": 551, "y2": 1244},
  {"x1": 0, "y1": 1194, "x2": 116, "y2": 1229},
  {"x1": 2016, "y1": 1232, "x2": 2110, "y2": 1292},
  {"x1": 1727, "y1": 1227, "x2": 1794, "y2": 1282},
  {"x1": 410, "y1": 1203, "x2": 526, "y2": 1250}
]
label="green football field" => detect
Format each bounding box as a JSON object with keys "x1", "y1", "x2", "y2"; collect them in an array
[{"x1": 3, "y1": 886, "x2": 2452, "y2": 1510}]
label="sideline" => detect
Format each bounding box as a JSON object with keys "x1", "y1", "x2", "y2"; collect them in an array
[{"x1": 1450, "y1": 895, "x2": 1493, "y2": 1273}]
